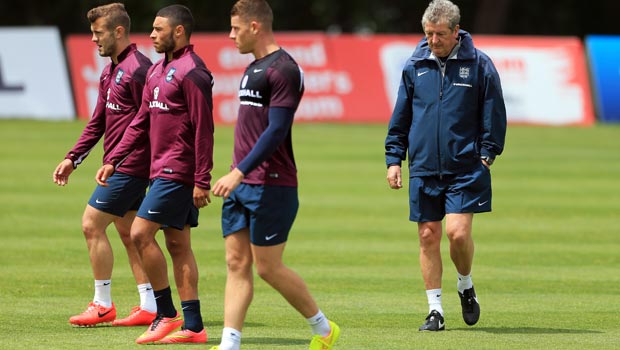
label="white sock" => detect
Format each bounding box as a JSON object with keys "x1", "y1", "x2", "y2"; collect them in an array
[
  {"x1": 93, "y1": 280, "x2": 112, "y2": 307},
  {"x1": 219, "y1": 327, "x2": 241, "y2": 350},
  {"x1": 457, "y1": 273, "x2": 473, "y2": 294},
  {"x1": 138, "y1": 283, "x2": 157, "y2": 313},
  {"x1": 426, "y1": 288, "x2": 443, "y2": 315},
  {"x1": 306, "y1": 310, "x2": 331, "y2": 337}
]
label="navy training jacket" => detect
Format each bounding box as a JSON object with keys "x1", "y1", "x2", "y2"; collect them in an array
[{"x1": 385, "y1": 30, "x2": 506, "y2": 177}]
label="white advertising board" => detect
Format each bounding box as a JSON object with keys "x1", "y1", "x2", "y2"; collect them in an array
[
  {"x1": 0, "y1": 27, "x2": 75, "y2": 120},
  {"x1": 379, "y1": 36, "x2": 594, "y2": 125}
]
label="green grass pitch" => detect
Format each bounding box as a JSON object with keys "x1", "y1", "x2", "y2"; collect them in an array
[{"x1": 0, "y1": 120, "x2": 619, "y2": 349}]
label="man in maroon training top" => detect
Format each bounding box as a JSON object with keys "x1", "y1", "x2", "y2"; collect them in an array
[
  {"x1": 210, "y1": 1, "x2": 339, "y2": 350},
  {"x1": 96, "y1": 4, "x2": 214, "y2": 345},
  {"x1": 53, "y1": 2, "x2": 157, "y2": 328}
]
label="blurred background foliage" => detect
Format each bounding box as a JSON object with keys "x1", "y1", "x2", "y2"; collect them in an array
[{"x1": 2, "y1": 0, "x2": 618, "y2": 37}]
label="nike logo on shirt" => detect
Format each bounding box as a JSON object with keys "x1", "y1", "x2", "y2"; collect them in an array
[
  {"x1": 417, "y1": 70, "x2": 430, "y2": 77},
  {"x1": 95, "y1": 199, "x2": 108, "y2": 204},
  {"x1": 147, "y1": 210, "x2": 161, "y2": 214}
]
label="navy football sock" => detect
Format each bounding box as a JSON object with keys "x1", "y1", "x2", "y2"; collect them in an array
[
  {"x1": 180, "y1": 299, "x2": 204, "y2": 332},
  {"x1": 153, "y1": 286, "x2": 177, "y2": 318}
]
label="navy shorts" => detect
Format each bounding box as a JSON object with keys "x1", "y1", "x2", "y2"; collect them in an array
[
  {"x1": 409, "y1": 162, "x2": 492, "y2": 222},
  {"x1": 221, "y1": 183, "x2": 299, "y2": 246},
  {"x1": 137, "y1": 178, "x2": 198, "y2": 230},
  {"x1": 88, "y1": 171, "x2": 148, "y2": 217}
]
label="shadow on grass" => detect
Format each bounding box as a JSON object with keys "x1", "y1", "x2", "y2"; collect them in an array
[
  {"x1": 203, "y1": 337, "x2": 308, "y2": 347},
  {"x1": 202, "y1": 323, "x2": 306, "y2": 346},
  {"x1": 449, "y1": 327, "x2": 603, "y2": 334},
  {"x1": 204, "y1": 321, "x2": 266, "y2": 328},
  {"x1": 242, "y1": 337, "x2": 308, "y2": 346}
]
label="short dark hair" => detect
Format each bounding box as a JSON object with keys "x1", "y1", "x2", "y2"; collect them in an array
[
  {"x1": 87, "y1": 3, "x2": 131, "y2": 32},
  {"x1": 156, "y1": 4, "x2": 194, "y2": 39},
  {"x1": 231, "y1": 0, "x2": 273, "y2": 28}
]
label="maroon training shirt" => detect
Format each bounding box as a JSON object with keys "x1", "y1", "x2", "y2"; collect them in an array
[
  {"x1": 232, "y1": 49, "x2": 304, "y2": 187},
  {"x1": 66, "y1": 44, "x2": 151, "y2": 178},
  {"x1": 109, "y1": 45, "x2": 215, "y2": 189}
]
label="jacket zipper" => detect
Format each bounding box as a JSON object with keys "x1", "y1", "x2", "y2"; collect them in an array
[{"x1": 437, "y1": 61, "x2": 445, "y2": 179}]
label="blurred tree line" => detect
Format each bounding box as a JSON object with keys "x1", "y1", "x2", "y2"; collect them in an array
[{"x1": 1, "y1": 0, "x2": 618, "y2": 37}]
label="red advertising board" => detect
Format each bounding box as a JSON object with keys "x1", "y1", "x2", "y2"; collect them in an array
[
  {"x1": 66, "y1": 33, "x2": 594, "y2": 125},
  {"x1": 66, "y1": 33, "x2": 395, "y2": 124}
]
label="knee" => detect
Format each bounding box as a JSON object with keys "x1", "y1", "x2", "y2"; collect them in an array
[
  {"x1": 446, "y1": 227, "x2": 470, "y2": 246},
  {"x1": 418, "y1": 225, "x2": 441, "y2": 247},
  {"x1": 255, "y1": 261, "x2": 281, "y2": 283},
  {"x1": 130, "y1": 230, "x2": 149, "y2": 250},
  {"x1": 81, "y1": 219, "x2": 102, "y2": 240},
  {"x1": 117, "y1": 227, "x2": 132, "y2": 245},
  {"x1": 164, "y1": 237, "x2": 187, "y2": 257},
  {"x1": 226, "y1": 250, "x2": 252, "y2": 275},
  {"x1": 255, "y1": 265, "x2": 272, "y2": 282}
]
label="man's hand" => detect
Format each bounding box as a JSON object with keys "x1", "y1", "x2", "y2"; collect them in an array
[
  {"x1": 53, "y1": 159, "x2": 74, "y2": 186},
  {"x1": 194, "y1": 186, "x2": 211, "y2": 208},
  {"x1": 95, "y1": 164, "x2": 115, "y2": 187},
  {"x1": 212, "y1": 168, "x2": 245, "y2": 199},
  {"x1": 386, "y1": 165, "x2": 402, "y2": 189}
]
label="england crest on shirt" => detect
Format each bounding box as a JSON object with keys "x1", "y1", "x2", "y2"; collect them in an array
[
  {"x1": 166, "y1": 68, "x2": 176, "y2": 82},
  {"x1": 459, "y1": 67, "x2": 470, "y2": 79},
  {"x1": 115, "y1": 69, "x2": 124, "y2": 84}
]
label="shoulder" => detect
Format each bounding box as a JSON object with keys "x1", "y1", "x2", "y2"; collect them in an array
[
  {"x1": 472, "y1": 48, "x2": 500, "y2": 77},
  {"x1": 182, "y1": 50, "x2": 208, "y2": 71},
  {"x1": 171, "y1": 56, "x2": 213, "y2": 94},
  {"x1": 100, "y1": 62, "x2": 113, "y2": 81},
  {"x1": 474, "y1": 48, "x2": 493, "y2": 64},
  {"x1": 411, "y1": 37, "x2": 430, "y2": 61},
  {"x1": 279, "y1": 51, "x2": 301, "y2": 71},
  {"x1": 170, "y1": 50, "x2": 209, "y2": 77},
  {"x1": 121, "y1": 52, "x2": 152, "y2": 80},
  {"x1": 267, "y1": 51, "x2": 302, "y2": 81},
  {"x1": 182, "y1": 55, "x2": 213, "y2": 87},
  {"x1": 145, "y1": 60, "x2": 162, "y2": 82},
  {"x1": 133, "y1": 50, "x2": 153, "y2": 68}
]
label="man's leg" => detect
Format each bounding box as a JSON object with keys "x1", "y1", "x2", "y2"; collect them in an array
[
  {"x1": 82, "y1": 205, "x2": 116, "y2": 285},
  {"x1": 223, "y1": 229, "x2": 254, "y2": 331},
  {"x1": 214, "y1": 229, "x2": 254, "y2": 350},
  {"x1": 418, "y1": 220, "x2": 444, "y2": 290},
  {"x1": 445, "y1": 213, "x2": 480, "y2": 326},
  {"x1": 163, "y1": 225, "x2": 199, "y2": 301},
  {"x1": 252, "y1": 242, "x2": 338, "y2": 350},
  {"x1": 69, "y1": 205, "x2": 117, "y2": 326},
  {"x1": 111, "y1": 211, "x2": 156, "y2": 326},
  {"x1": 445, "y1": 213, "x2": 474, "y2": 275},
  {"x1": 252, "y1": 242, "x2": 318, "y2": 317},
  {"x1": 132, "y1": 217, "x2": 185, "y2": 344},
  {"x1": 417, "y1": 220, "x2": 446, "y2": 331},
  {"x1": 115, "y1": 211, "x2": 150, "y2": 286},
  {"x1": 155, "y1": 225, "x2": 206, "y2": 343},
  {"x1": 130, "y1": 217, "x2": 167, "y2": 290}
]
